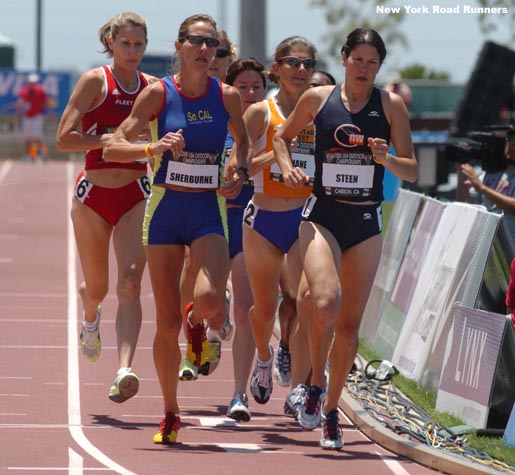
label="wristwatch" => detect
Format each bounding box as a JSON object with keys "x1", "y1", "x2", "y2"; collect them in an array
[{"x1": 236, "y1": 166, "x2": 250, "y2": 180}]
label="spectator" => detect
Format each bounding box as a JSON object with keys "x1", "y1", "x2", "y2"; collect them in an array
[
  {"x1": 383, "y1": 71, "x2": 412, "y2": 108},
  {"x1": 17, "y1": 73, "x2": 52, "y2": 162},
  {"x1": 456, "y1": 128, "x2": 515, "y2": 243}
]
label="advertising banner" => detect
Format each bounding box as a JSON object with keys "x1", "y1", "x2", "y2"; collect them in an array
[
  {"x1": 0, "y1": 69, "x2": 73, "y2": 115},
  {"x1": 371, "y1": 197, "x2": 445, "y2": 358},
  {"x1": 360, "y1": 189, "x2": 423, "y2": 344},
  {"x1": 391, "y1": 203, "x2": 498, "y2": 389},
  {"x1": 437, "y1": 303, "x2": 507, "y2": 428}
]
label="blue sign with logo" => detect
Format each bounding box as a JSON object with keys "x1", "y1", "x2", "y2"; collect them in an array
[{"x1": 0, "y1": 69, "x2": 74, "y2": 115}]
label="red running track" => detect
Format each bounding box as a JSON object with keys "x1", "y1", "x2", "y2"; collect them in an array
[{"x1": 0, "y1": 159, "x2": 439, "y2": 474}]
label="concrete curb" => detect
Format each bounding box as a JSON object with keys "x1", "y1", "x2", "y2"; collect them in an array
[
  {"x1": 338, "y1": 388, "x2": 504, "y2": 475},
  {"x1": 271, "y1": 322, "x2": 505, "y2": 474}
]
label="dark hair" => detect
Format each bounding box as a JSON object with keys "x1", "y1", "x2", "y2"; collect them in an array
[
  {"x1": 268, "y1": 36, "x2": 317, "y2": 84},
  {"x1": 309, "y1": 70, "x2": 336, "y2": 87},
  {"x1": 341, "y1": 28, "x2": 387, "y2": 65},
  {"x1": 98, "y1": 12, "x2": 148, "y2": 58},
  {"x1": 177, "y1": 14, "x2": 217, "y2": 40},
  {"x1": 226, "y1": 58, "x2": 267, "y2": 88}
]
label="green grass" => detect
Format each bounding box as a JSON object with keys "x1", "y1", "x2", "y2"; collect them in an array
[
  {"x1": 357, "y1": 341, "x2": 515, "y2": 466},
  {"x1": 382, "y1": 200, "x2": 394, "y2": 236},
  {"x1": 373, "y1": 197, "x2": 515, "y2": 466}
]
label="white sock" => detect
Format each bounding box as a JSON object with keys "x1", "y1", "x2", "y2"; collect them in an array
[
  {"x1": 83, "y1": 315, "x2": 98, "y2": 331},
  {"x1": 257, "y1": 354, "x2": 272, "y2": 366},
  {"x1": 82, "y1": 307, "x2": 100, "y2": 329},
  {"x1": 206, "y1": 327, "x2": 221, "y2": 342}
]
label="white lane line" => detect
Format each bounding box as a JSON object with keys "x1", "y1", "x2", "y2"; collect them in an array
[
  {"x1": 1, "y1": 424, "x2": 69, "y2": 428},
  {"x1": 66, "y1": 161, "x2": 138, "y2": 475},
  {"x1": 0, "y1": 345, "x2": 69, "y2": 349},
  {"x1": 5, "y1": 469, "x2": 109, "y2": 472},
  {"x1": 217, "y1": 443, "x2": 263, "y2": 453},
  {"x1": 0, "y1": 292, "x2": 67, "y2": 298},
  {"x1": 374, "y1": 451, "x2": 413, "y2": 475},
  {"x1": 69, "y1": 447, "x2": 83, "y2": 474},
  {"x1": 0, "y1": 159, "x2": 12, "y2": 183},
  {"x1": 0, "y1": 376, "x2": 31, "y2": 380},
  {"x1": 0, "y1": 291, "x2": 154, "y2": 299},
  {"x1": 186, "y1": 442, "x2": 302, "y2": 455},
  {"x1": 197, "y1": 417, "x2": 238, "y2": 427}
]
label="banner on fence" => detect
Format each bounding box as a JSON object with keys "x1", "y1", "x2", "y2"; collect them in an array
[{"x1": 437, "y1": 303, "x2": 507, "y2": 428}]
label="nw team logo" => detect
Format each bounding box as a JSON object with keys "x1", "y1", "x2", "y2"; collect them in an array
[
  {"x1": 368, "y1": 110, "x2": 380, "y2": 117},
  {"x1": 334, "y1": 123, "x2": 365, "y2": 148}
]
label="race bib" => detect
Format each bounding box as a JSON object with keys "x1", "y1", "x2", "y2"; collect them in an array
[
  {"x1": 165, "y1": 151, "x2": 219, "y2": 188},
  {"x1": 322, "y1": 150, "x2": 375, "y2": 198},
  {"x1": 74, "y1": 175, "x2": 93, "y2": 203},
  {"x1": 270, "y1": 126, "x2": 315, "y2": 184}
]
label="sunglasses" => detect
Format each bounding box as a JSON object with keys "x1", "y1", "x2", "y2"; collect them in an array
[
  {"x1": 179, "y1": 35, "x2": 219, "y2": 48},
  {"x1": 216, "y1": 49, "x2": 231, "y2": 58},
  {"x1": 278, "y1": 56, "x2": 316, "y2": 69}
]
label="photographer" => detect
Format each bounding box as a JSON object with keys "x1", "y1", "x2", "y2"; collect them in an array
[{"x1": 455, "y1": 128, "x2": 515, "y2": 243}]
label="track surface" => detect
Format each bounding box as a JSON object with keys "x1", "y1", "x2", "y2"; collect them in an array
[{"x1": 0, "y1": 160, "x2": 439, "y2": 474}]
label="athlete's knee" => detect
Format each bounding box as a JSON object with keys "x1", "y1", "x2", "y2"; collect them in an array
[
  {"x1": 155, "y1": 311, "x2": 183, "y2": 341},
  {"x1": 312, "y1": 289, "x2": 341, "y2": 323},
  {"x1": 117, "y1": 271, "x2": 142, "y2": 300},
  {"x1": 194, "y1": 290, "x2": 225, "y2": 322},
  {"x1": 233, "y1": 300, "x2": 252, "y2": 327},
  {"x1": 334, "y1": 317, "x2": 360, "y2": 342},
  {"x1": 297, "y1": 285, "x2": 312, "y2": 312},
  {"x1": 278, "y1": 293, "x2": 296, "y2": 319},
  {"x1": 80, "y1": 281, "x2": 108, "y2": 306},
  {"x1": 251, "y1": 300, "x2": 278, "y2": 323}
]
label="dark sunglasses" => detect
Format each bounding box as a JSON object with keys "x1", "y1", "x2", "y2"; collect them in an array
[
  {"x1": 216, "y1": 49, "x2": 231, "y2": 58},
  {"x1": 278, "y1": 56, "x2": 316, "y2": 69},
  {"x1": 179, "y1": 35, "x2": 219, "y2": 48}
]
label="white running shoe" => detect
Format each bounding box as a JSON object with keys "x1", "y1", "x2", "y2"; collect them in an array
[
  {"x1": 298, "y1": 384, "x2": 326, "y2": 430},
  {"x1": 80, "y1": 306, "x2": 102, "y2": 362},
  {"x1": 274, "y1": 342, "x2": 292, "y2": 387},
  {"x1": 320, "y1": 409, "x2": 344, "y2": 450},
  {"x1": 227, "y1": 393, "x2": 251, "y2": 422},
  {"x1": 250, "y1": 344, "x2": 274, "y2": 404},
  {"x1": 284, "y1": 383, "x2": 308, "y2": 418}
]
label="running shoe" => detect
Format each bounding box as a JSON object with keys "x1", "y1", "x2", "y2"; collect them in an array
[
  {"x1": 108, "y1": 370, "x2": 140, "y2": 403},
  {"x1": 250, "y1": 344, "x2": 274, "y2": 404},
  {"x1": 320, "y1": 409, "x2": 344, "y2": 450},
  {"x1": 79, "y1": 306, "x2": 102, "y2": 362},
  {"x1": 206, "y1": 290, "x2": 233, "y2": 341},
  {"x1": 274, "y1": 342, "x2": 292, "y2": 387},
  {"x1": 153, "y1": 412, "x2": 181, "y2": 444},
  {"x1": 227, "y1": 393, "x2": 251, "y2": 422},
  {"x1": 298, "y1": 384, "x2": 326, "y2": 430},
  {"x1": 178, "y1": 354, "x2": 198, "y2": 381},
  {"x1": 284, "y1": 383, "x2": 308, "y2": 418},
  {"x1": 184, "y1": 302, "x2": 208, "y2": 367},
  {"x1": 198, "y1": 340, "x2": 222, "y2": 376}
]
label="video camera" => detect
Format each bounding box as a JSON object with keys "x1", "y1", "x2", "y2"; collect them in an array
[{"x1": 446, "y1": 125, "x2": 513, "y2": 172}]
